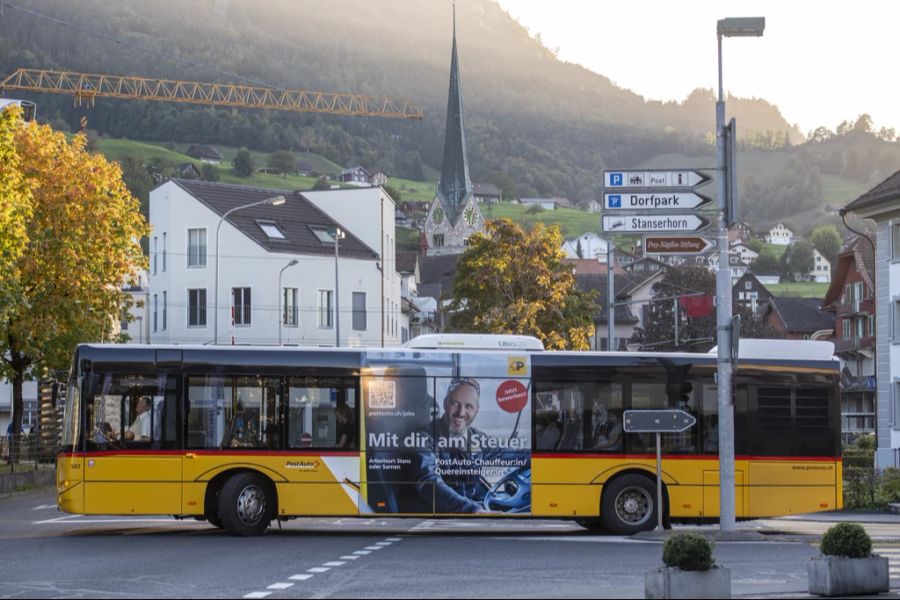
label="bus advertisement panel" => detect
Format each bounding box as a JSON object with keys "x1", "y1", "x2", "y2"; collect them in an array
[{"x1": 362, "y1": 351, "x2": 531, "y2": 515}]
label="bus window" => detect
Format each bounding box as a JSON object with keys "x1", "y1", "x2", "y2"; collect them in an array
[
  {"x1": 700, "y1": 384, "x2": 719, "y2": 453},
  {"x1": 85, "y1": 373, "x2": 167, "y2": 450},
  {"x1": 187, "y1": 376, "x2": 280, "y2": 450},
  {"x1": 287, "y1": 377, "x2": 357, "y2": 450},
  {"x1": 533, "y1": 381, "x2": 623, "y2": 452}
]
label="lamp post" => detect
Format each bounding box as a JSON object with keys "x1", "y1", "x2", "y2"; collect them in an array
[
  {"x1": 213, "y1": 195, "x2": 286, "y2": 345},
  {"x1": 278, "y1": 258, "x2": 299, "y2": 345},
  {"x1": 715, "y1": 16, "x2": 764, "y2": 532},
  {"x1": 330, "y1": 227, "x2": 346, "y2": 347}
]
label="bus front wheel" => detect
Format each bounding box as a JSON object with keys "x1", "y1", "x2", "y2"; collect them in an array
[
  {"x1": 218, "y1": 472, "x2": 274, "y2": 536},
  {"x1": 600, "y1": 474, "x2": 659, "y2": 535}
]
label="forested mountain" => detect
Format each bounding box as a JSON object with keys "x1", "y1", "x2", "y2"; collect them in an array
[{"x1": 1, "y1": 0, "x2": 803, "y2": 203}]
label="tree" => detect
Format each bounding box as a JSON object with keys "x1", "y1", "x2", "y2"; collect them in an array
[
  {"x1": 201, "y1": 163, "x2": 221, "y2": 182},
  {"x1": 575, "y1": 239, "x2": 584, "y2": 259},
  {"x1": 0, "y1": 107, "x2": 33, "y2": 326},
  {"x1": 449, "y1": 219, "x2": 597, "y2": 350},
  {"x1": 232, "y1": 147, "x2": 254, "y2": 177},
  {"x1": 266, "y1": 150, "x2": 295, "y2": 176},
  {"x1": 781, "y1": 240, "x2": 815, "y2": 281},
  {"x1": 312, "y1": 176, "x2": 332, "y2": 191},
  {"x1": 118, "y1": 155, "x2": 155, "y2": 217},
  {"x1": 753, "y1": 250, "x2": 782, "y2": 276},
  {"x1": 809, "y1": 225, "x2": 842, "y2": 266},
  {"x1": 1, "y1": 122, "x2": 148, "y2": 434},
  {"x1": 629, "y1": 266, "x2": 716, "y2": 352},
  {"x1": 383, "y1": 184, "x2": 402, "y2": 203}
]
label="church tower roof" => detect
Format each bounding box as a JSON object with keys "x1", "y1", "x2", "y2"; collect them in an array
[{"x1": 436, "y1": 4, "x2": 472, "y2": 226}]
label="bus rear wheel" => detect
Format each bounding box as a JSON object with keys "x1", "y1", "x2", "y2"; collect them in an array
[
  {"x1": 219, "y1": 472, "x2": 274, "y2": 536},
  {"x1": 600, "y1": 474, "x2": 659, "y2": 535}
]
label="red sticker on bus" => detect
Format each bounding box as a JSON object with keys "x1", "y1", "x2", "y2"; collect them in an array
[{"x1": 496, "y1": 380, "x2": 528, "y2": 413}]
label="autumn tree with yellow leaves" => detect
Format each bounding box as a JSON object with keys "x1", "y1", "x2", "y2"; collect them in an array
[
  {"x1": 0, "y1": 113, "x2": 148, "y2": 434},
  {"x1": 449, "y1": 219, "x2": 598, "y2": 350}
]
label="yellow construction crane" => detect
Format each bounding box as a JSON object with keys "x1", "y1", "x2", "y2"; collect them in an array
[{"x1": 1, "y1": 68, "x2": 424, "y2": 120}]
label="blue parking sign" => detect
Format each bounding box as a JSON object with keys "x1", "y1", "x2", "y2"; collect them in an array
[
  {"x1": 608, "y1": 195, "x2": 622, "y2": 208},
  {"x1": 610, "y1": 172, "x2": 623, "y2": 186}
]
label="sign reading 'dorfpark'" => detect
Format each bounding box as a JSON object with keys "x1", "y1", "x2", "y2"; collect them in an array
[
  {"x1": 602, "y1": 214, "x2": 709, "y2": 234},
  {"x1": 623, "y1": 409, "x2": 697, "y2": 433},
  {"x1": 603, "y1": 170, "x2": 710, "y2": 189},
  {"x1": 644, "y1": 236, "x2": 714, "y2": 255},
  {"x1": 604, "y1": 191, "x2": 711, "y2": 211}
]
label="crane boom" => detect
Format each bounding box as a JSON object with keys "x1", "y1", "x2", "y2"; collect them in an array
[{"x1": 0, "y1": 68, "x2": 424, "y2": 120}]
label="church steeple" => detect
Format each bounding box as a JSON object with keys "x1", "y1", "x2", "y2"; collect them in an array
[{"x1": 436, "y1": 2, "x2": 472, "y2": 226}]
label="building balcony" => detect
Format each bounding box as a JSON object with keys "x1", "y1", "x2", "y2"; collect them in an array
[
  {"x1": 836, "y1": 300, "x2": 874, "y2": 316},
  {"x1": 834, "y1": 335, "x2": 875, "y2": 354}
]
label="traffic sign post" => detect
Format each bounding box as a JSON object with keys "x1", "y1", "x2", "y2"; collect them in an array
[{"x1": 623, "y1": 409, "x2": 697, "y2": 531}]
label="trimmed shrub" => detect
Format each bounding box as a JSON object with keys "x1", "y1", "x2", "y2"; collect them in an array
[
  {"x1": 820, "y1": 523, "x2": 872, "y2": 559},
  {"x1": 662, "y1": 532, "x2": 715, "y2": 571}
]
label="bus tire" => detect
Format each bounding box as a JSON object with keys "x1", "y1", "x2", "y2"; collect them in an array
[
  {"x1": 218, "y1": 472, "x2": 274, "y2": 536},
  {"x1": 600, "y1": 473, "x2": 659, "y2": 535}
]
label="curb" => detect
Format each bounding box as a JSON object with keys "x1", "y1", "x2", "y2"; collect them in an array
[{"x1": 0, "y1": 469, "x2": 55, "y2": 494}]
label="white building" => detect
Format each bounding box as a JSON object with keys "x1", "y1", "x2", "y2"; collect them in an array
[
  {"x1": 764, "y1": 223, "x2": 795, "y2": 245},
  {"x1": 842, "y1": 169, "x2": 900, "y2": 468},
  {"x1": 809, "y1": 249, "x2": 832, "y2": 283},
  {"x1": 561, "y1": 232, "x2": 611, "y2": 260},
  {"x1": 149, "y1": 179, "x2": 402, "y2": 348},
  {"x1": 730, "y1": 242, "x2": 759, "y2": 265}
]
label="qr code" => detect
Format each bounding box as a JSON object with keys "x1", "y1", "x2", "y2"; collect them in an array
[{"x1": 368, "y1": 380, "x2": 396, "y2": 409}]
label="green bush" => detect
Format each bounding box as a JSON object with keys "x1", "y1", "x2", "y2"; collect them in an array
[
  {"x1": 820, "y1": 523, "x2": 872, "y2": 559},
  {"x1": 662, "y1": 532, "x2": 715, "y2": 571}
]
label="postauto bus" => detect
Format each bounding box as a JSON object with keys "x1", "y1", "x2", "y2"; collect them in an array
[{"x1": 58, "y1": 335, "x2": 840, "y2": 536}]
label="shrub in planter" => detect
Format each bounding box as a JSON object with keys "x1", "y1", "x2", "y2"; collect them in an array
[
  {"x1": 662, "y1": 533, "x2": 715, "y2": 571},
  {"x1": 820, "y1": 522, "x2": 871, "y2": 558},
  {"x1": 809, "y1": 523, "x2": 888, "y2": 596},
  {"x1": 646, "y1": 533, "x2": 729, "y2": 599}
]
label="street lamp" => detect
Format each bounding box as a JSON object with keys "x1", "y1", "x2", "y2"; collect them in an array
[
  {"x1": 330, "y1": 227, "x2": 346, "y2": 347},
  {"x1": 213, "y1": 195, "x2": 286, "y2": 345},
  {"x1": 278, "y1": 258, "x2": 299, "y2": 345},
  {"x1": 715, "y1": 16, "x2": 764, "y2": 533}
]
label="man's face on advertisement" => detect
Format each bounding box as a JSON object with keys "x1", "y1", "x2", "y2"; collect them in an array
[{"x1": 445, "y1": 383, "x2": 479, "y2": 436}]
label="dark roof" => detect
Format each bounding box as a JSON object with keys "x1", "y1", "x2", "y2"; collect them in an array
[
  {"x1": 340, "y1": 166, "x2": 370, "y2": 177},
  {"x1": 765, "y1": 297, "x2": 835, "y2": 333},
  {"x1": 473, "y1": 182, "x2": 501, "y2": 197},
  {"x1": 172, "y1": 179, "x2": 378, "y2": 260},
  {"x1": 843, "y1": 170, "x2": 900, "y2": 214},
  {"x1": 396, "y1": 251, "x2": 419, "y2": 274},
  {"x1": 574, "y1": 273, "x2": 639, "y2": 324},
  {"x1": 185, "y1": 144, "x2": 222, "y2": 160},
  {"x1": 418, "y1": 253, "x2": 461, "y2": 298}
]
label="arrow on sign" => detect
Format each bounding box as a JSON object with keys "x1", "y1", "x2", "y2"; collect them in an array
[
  {"x1": 623, "y1": 409, "x2": 697, "y2": 433},
  {"x1": 602, "y1": 214, "x2": 709, "y2": 233},
  {"x1": 604, "y1": 170, "x2": 710, "y2": 189},
  {"x1": 604, "y1": 192, "x2": 711, "y2": 211},
  {"x1": 644, "y1": 236, "x2": 714, "y2": 255}
]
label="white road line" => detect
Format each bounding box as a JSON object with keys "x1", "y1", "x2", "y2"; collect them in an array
[
  {"x1": 31, "y1": 504, "x2": 57, "y2": 511},
  {"x1": 363, "y1": 545, "x2": 383, "y2": 551},
  {"x1": 375, "y1": 541, "x2": 392, "y2": 546},
  {"x1": 243, "y1": 593, "x2": 272, "y2": 599},
  {"x1": 34, "y1": 516, "x2": 190, "y2": 525},
  {"x1": 288, "y1": 574, "x2": 313, "y2": 581},
  {"x1": 353, "y1": 550, "x2": 371, "y2": 555},
  {"x1": 307, "y1": 567, "x2": 330, "y2": 573},
  {"x1": 323, "y1": 561, "x2": 345, "y2": 567},
  {"x1": 266, "y1": 583, "x2": 294, "y2": 590},
  {"x1": 339, "y1": 555, "x2": 360, "y2": 560},
  {"x1": 385, "y1": 537, "x2": 402, "y2": 542}
]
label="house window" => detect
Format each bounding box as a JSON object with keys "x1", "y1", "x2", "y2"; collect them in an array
[
  {"x1": 434, "y1": 233, "x2": 445, "y2": 247},
  {"x1": 188, "y1": 228, "x2": 207, "y2": 267},
  {"x1": 188, "y1": 289, "x2": 207, "y2": 327},
  {"x1": 744, "y1": 281, "x2": 752, "y2": 290},
  {"x1": 352, "y1": 292, "x2": 366, "y2": 331},
  {"x1": 153, "y1": 236, "x2": 158, "y2": 275},
  {"x1": 318, "y1": 290, "x2": 334, "y2": 328},
  {"x1": 153, "y1": 294, "x2": 158, "y2": 333},
  {"x1": 894, "y1": 381, "x2": 900, "y2": 429},
  {"x1": 162, "y1": 291, "x2": 167, "y2": 331},
  {"x1": 857, "y1": 317, "x2": 866, "y2": 339},
  {"x1": 283, "y1": 287, "x2": 298, "y2": 326},
  {"x1": 843, "y1": 319, "x2": 852, "y2": 339},
  {"x1": 870, "y1": 316, "x2": 876, "y2": 337},
  {"x1": 893, "y1": 223, "x2": 900, "y2": 260},
  {"x1": 232, "y1": 287, "x2": 251, "y2": 326},
  {"x1": 162, "y1": 232, "x2": 167, "y2": 272},
  {"x1": 893, "y1": 300, "x2": 900, "y2": 342},
  {"x1": 257, "y1": 220, "x2": 286, "y2": 240}
]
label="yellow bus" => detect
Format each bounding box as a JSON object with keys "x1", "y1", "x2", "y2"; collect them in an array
[{"x1": 58, "y1": 336, "x2": 841, "y2": 536}]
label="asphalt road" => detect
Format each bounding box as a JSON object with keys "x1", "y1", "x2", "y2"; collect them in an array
[{"x1": 0, "y1": 489, "x2": 883, "y2": 599}]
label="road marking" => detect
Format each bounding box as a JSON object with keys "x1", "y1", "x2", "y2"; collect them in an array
[
  {"x1": 288, "y1": 574, "x2": 313, "y2": 581},
  {"x1": 353, "y1": 550, "x2": 371, "y2": 555},
  {"x1": 364, "y1": 545, "x2": 383, "y2": 550},
  {"x1": 386, "y1": 537, "x2": 402, "y2": 542},
  {"x1": 339, "y1": 555, "x2": 360, "y2": 560},
  {"x1": 323, "y1": 561, "x2": 345, "y2": 567},
  {"x1": 307, "y1": 567, "x2": 330, "y2": 573},
  {"x1": 243, "y1": 593, "x2": 272, "y2": 599},
  {"x1": 266, "y1": 583, "x2": 294, "y2": 590},
  {"x1": 375, "y1": 541, "x2": 392, "y2": 546},
  {"x1": 31, "y1": 504, "x2": 57, "y2": 511}
]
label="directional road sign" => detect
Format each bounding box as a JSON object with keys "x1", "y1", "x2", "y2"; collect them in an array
[
  {"x1": 602, "y1": 214, "x2": 708, "y2": 234},
  {"x1": 604, "y1": 191, "x2": 711, "y2": 211},
  {"x1": 604, "y1": 170, "x2": 710, "y2": 189},
  {"x1": 644, "y1": 236, "x2": 714, "y2": 255},
  {"x1": 623, "y1": 409, "x2": 697, "y2": 433}
]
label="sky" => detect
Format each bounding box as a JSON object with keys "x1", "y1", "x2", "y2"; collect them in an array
[{"x1": 495, "y1": 0, "x2": 899, "y2": 137}]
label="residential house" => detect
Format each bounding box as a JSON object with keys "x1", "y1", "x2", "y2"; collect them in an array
[
  {"x1": 149, "y1": 179, "x2": 401, "y2": 348},
  {"x1": 820, "y1": 234, "x2": 876, "y2": 442},
  {"x1": 732, "y1": 272, "x2": 773, "y2": 316},
  {"x1": 185, "y1": 144, "x2": 223, "y2": 165},
  {"x1": 296, "y1": 160, "x2": 316, "y2": 176},
  {"x1": 336, "y1": 166, "x2": 372, "y2": 186},
  {"x1": 370, "y1": 172, "x2": 389, "y2": 187},
  {"x1": 705, "y1": 252, "x2": 751, "y2": 281},
  {"x1": 619, "y1": 266, "x2": 667, "y2": 331},
  {"x1": 764, "y1": 223, "x2": 795, "y2": 245},
  {"x1": 574, "y1": 273, "x2": 640, "y2": 350},
  {"x1": 175, "y1": 162, "x2": 202, "y2": 179},
  {"x1": 731, "y1": 242, "x2": 759, "y2": 265},
  {"x1": 561, "y1": 232, "x2": 611, "y2": 260},
  {"x1": 841, "y1": 170, "x2": 900, "y2": 467},
  {"x1": 473, "y1": 183, "x2": 502, "y2": 204},
  {"x1": 760, "y1": 297, "x2": 835, "y2": 340},
  {"x1": 809, "y1": 249, "x2": 832, "y2": 283},
  {"x1": 586, "y1": 200, "x2": 603, "y2": 214},
  {"x1": 728, "y1": 220, "x2": 755, "y2": 244}
]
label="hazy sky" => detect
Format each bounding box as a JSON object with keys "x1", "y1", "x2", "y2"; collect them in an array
[{"x1": 495, "y1": 0, "x2": 898, "y2": 136}]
